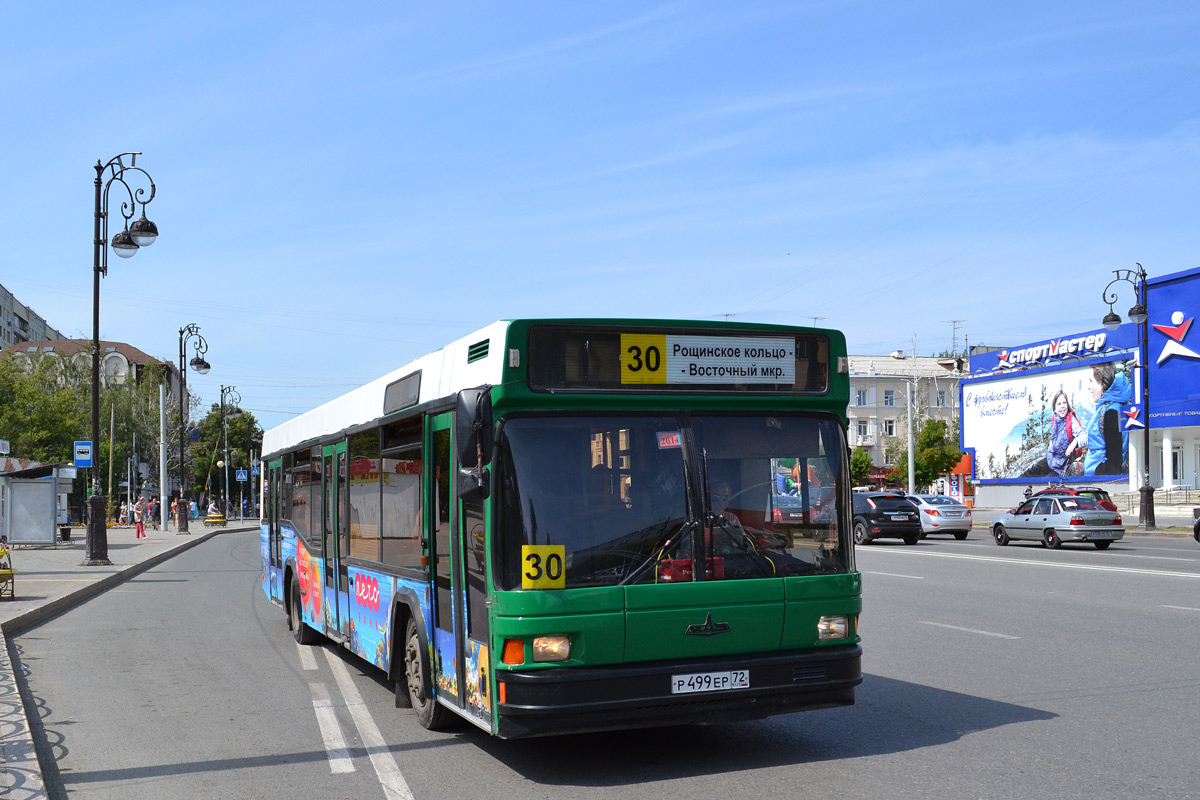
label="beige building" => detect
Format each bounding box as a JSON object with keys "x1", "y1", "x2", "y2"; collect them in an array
[{"x1": 847, "y1": 354, "x2": 964, "y2": 471}]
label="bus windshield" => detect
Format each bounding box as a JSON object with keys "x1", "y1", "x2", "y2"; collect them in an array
[{"x1": 495, "y1": 413, "x2": 849, "y2": 588}]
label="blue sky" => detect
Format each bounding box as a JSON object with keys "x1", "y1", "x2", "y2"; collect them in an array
[{"x1": 2, "y1": 1, "x2": 1197, "y2": 431}]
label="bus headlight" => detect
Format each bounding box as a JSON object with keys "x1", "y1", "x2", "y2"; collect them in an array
[
  {"x1": 817, "y1": 615, "x2": 850, "y2": 641},
  {"x1": 532, "y1": 634, "x2": 571, "y2": 662}
]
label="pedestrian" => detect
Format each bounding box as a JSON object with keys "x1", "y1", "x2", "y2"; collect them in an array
[
  {"x1": 190, "y1": 499, "x2": 198, "y2": 520},
  {"x1": 148, "y1": 497, "x2": 159, "y2": 531},
  {"x1": 133, "y1": 497, "x2": 146, "y2": 539},
  {"x1": 118, "y1": 500, "x2": 129, "y2": 525},
  {"x1": 1023, "y1": 484, "x2": 1033, "y2": 500}
]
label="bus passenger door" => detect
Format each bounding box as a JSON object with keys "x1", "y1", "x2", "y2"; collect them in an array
[
  {"x1": 429, "y1": 413, "x2": 465, "y2": 711},
  {"x1": 322, "y1": 441, "x2": 348, "y2": 637}
]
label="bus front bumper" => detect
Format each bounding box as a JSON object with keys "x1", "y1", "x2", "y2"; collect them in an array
[{"x1": 496, "y1": 643, "x2": 861, "y2": 739}]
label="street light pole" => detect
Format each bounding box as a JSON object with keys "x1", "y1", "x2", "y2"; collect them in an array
[
  {"x1": 88, "y1": 153, "x2": 159, "y2": 566},
  {"x1": 220, "y1": 385, "x2": 241, "y2": 518},
  {"x1": 1101, "y1": 263, "x2": 1154, "y2": 531},
  {"x1": 177, "y1": 324, "x2": 211, "y2": 534}
]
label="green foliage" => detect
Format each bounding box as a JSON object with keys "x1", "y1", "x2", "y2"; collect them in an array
[
  {"x1": 0, "y1": 353, "x2": 88, "y2": 464},
  {"x1": 191, "y1": 400, "x2": 263, "y2": 500},
  {"x1": 850, "y1": 448, "x2": 873, "y2": 484},
  {"x1": 887, "y1": 419, "x2": 964, "y2": 491}
]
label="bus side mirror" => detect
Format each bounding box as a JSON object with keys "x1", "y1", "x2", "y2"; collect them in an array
[
  {"x1": 455, "y1": 386, "x2": 493, "y2": 468},
  {"x1": 456, "y1": 386, "x2": 493, "y2": 500}
]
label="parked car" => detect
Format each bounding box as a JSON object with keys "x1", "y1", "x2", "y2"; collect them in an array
[
  {"x1": 851, "y1": 492, "x2": 922, "y2": 545},
  {"x1": 907, "y1": 494, "x2": 973, "y2": 539},
  {"x1": 1029, "y1": 486, "x2": 1118, "y2": 511},
  {"x1": 991, "y1": 495, "x2": 1124, "y2": 549}
]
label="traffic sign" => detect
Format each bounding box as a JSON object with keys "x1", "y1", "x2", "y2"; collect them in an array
[
  {"x1": 74, "y1": 441, "x2": 93, "y2": 468},
  {"x1": 236, "y1": 469, "x2": 248, "y2": 482},
  {"x1": 251, "y1": 465, "x2": 260, "y2": 476}
]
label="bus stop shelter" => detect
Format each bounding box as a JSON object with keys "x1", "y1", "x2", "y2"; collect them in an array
[{"x1": 0, "y1": 463, "x2": 75, "y2": 545}]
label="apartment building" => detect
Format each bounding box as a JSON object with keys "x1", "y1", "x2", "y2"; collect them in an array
[
  {"x1": 0, "y1": 282, "x2": 66, "y2": 347},
  {"x1": 847, "y1": 353, "x2": 964, "y2": 469}
]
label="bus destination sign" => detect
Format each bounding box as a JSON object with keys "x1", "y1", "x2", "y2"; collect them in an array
[{"x1": 620, "y1": 334, "x2": 796, "y2": 385}]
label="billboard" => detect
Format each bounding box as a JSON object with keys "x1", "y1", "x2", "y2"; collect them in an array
[
  {"x1": 1147, "y1": 266, "x2": 1200, "y2": 428},
  {"x1": 962, "y1": 356, "x2": 1134, "y2": 483}
]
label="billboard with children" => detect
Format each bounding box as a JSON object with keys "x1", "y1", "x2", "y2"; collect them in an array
[{"x1": 962, "y1": 356, "x2": 1134, "y2": 483}]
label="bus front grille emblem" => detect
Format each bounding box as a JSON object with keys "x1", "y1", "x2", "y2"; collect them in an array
[{"x1": 685, "y1": 612, "x2": 731, "y2": 636}]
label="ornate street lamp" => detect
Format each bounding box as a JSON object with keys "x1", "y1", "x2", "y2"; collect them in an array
[
  {"x1": 88, "y1": 153, "x2": 159, "y2": 566},
  {"x1": 177, "y1": 324, "x2": 210, "y2": 534},
  {"x1": 220, "y1": 385, "x2": 242, "y2": 518},
  {"x1": 1101, "y1": 262, "x2": 1154, "y2": 531}
]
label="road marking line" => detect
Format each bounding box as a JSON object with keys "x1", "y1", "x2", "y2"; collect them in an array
[
  {"x1": 297, "y1": 641, "x2": 318, "y2": 671},
  {"x1": 864, "y1": 571, "x2": 925, "y2": 579},
  {"x1": 324, "y1": 647, "x2": 415, "y2": 800},
  {"x1": 863, "y1": 549, "x2": 1200, "y2": 578},
  {"x1": 309, "y1": 682, "x2": 355, "y2": 774},
  {"x1": 919, "y1": 621, "x2": 1020, "y2": 639},
  {"x1": 1161, "y1": 605, "x2": 1200, "y2": 612}
]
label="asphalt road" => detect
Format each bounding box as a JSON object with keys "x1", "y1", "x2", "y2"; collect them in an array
[{"x1": 12, "y1": 530, "x2": 1200, "y2": 800}]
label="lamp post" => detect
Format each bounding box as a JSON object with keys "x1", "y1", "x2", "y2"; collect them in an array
[
  {"x1": 177, "y1": 324, "x2": 211, "y2": 534},
  {"x1": 1101, "y1": 262, "x2": 1154, "y2": 531},
  {"x1": 88, "y1": 153, "x2": 159, "y2": 566},
  {"x1": 220, "y1": 385, "x2": 241, "y2": 518}
]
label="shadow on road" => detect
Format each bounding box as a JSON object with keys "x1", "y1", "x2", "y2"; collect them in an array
[{"x1": 469, "y1": 673, "x2": 1056, "y2": 787}]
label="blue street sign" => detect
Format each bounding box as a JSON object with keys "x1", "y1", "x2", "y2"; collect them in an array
[
  {"x1": 251, "y1": 466, "x2": 260, "y2": 476},
  {"x1": 74, "y1": 441, "x2": 93, "y2": 468},
  {"x1": 236, "y1": 469, "x2": 248, "y2": 482}
]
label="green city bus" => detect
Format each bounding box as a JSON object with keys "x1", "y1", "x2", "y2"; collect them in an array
[{"x1": 259, "y1": 319, "x2": 861, "y2": 738}]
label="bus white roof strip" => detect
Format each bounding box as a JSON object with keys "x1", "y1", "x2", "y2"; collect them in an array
[{"x1": 261, "y1": 320, "x2": 511, "y2": 457}]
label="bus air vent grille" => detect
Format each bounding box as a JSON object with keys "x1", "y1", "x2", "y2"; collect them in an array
[
  {"x1": 467, "y1": 339, "x2": 490, "y2": 363},
  {"x1": 792, "y1": 664, "x2": 827, "y2": 683}
]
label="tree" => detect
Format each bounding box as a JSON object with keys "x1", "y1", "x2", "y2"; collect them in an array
[
  {"x1": 0, "y1": 352, "x2": 178, "y2": 516},
  {"x1": 0, "y1": 353, "x2": 87, "y2": 465},
  {"x1": 192, "y1": 401, "x2": 263, "y2": 503},
  {"x1": 887, "y1": 419, "x2": 963, "y2": 491},
  {"x1": 850, "y1": 448, "x2": 873, "y2": 485}
]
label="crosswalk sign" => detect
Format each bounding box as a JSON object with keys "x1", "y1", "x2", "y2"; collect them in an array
[{"x1": 235, "y1": 469, "x2": 248, "y2": 482}]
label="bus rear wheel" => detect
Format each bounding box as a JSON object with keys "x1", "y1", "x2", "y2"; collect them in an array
[
  {"x1": 404, "y1": 617, "x2": 453, "y2": 730},
  {"x1": 290, "y1": 580, "x2": 319, "y2": 645}
]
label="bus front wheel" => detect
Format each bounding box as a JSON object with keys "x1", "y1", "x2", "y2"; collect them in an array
[{"x1": 404, "y1": 617, "x2": 453, "y2": 730}]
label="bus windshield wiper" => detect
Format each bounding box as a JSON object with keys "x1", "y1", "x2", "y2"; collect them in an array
[{"x1": 618, "y1": 518, "x2": 691, "y2": 586}]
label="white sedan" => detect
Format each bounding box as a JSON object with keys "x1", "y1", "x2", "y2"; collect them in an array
[{"x1": 907, "y1": 494, "x2": 973, "y2": 539}]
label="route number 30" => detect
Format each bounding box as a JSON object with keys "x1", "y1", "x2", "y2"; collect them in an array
[
  {"x1": 620, "y1": 333, "x2": 668, "y2": 384},
  {"x1": 522, "y1": 545, "x2": 566, "y2": 589}
]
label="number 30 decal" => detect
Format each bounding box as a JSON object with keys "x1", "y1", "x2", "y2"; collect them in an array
[{"x1": 522, "y1": 545, "x2": 566, "y2": 589}]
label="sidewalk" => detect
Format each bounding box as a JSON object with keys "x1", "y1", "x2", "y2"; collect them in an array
[{"x1": 1, "y1": 521, "x2": 259, "y2": 800}]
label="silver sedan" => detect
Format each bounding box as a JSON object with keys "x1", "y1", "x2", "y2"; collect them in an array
[
  {"x1": 991, "y1": 495, "x2": 1124, "y2": 550},
  {"x1": 907, "y1": 494, "x2": 973, "y2": 539}
]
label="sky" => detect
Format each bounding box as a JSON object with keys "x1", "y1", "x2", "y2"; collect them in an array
[{"x1": 2, "y1": 1, "x2": 1197, "y2": 432}]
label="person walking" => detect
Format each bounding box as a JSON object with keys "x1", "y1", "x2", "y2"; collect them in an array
[{"x1": 133, "y1": 497, "x2": 146, "y2": 539}]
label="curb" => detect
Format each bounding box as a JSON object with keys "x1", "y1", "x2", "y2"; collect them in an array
[{"x1": 1, "y1": 525, "x2": 255, "y2": 799}]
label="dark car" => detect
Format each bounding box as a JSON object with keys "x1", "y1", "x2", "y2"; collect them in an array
[
  {"x1": 1030, "y1": 486, "x2": 1118, "y2": 511},
  {"x1": 851, "y1": 492, "x2": 922, "y2": 545}
]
